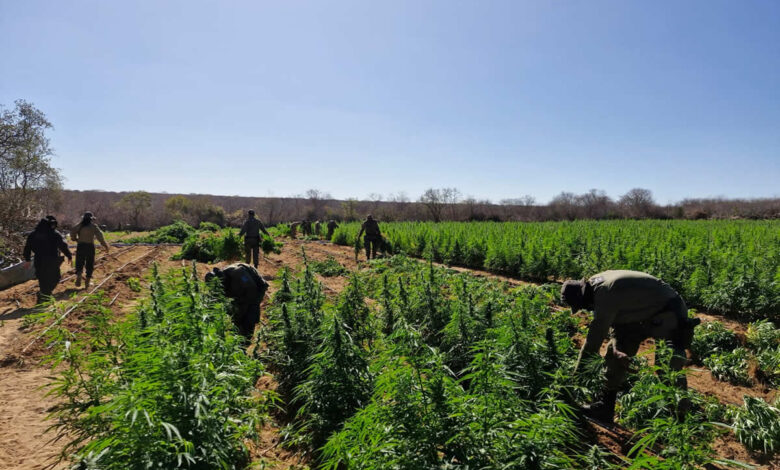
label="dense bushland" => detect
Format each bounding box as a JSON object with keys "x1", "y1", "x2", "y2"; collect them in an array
[{"x1": 333, "y1": 220, "x2": 780, "y2": 319}]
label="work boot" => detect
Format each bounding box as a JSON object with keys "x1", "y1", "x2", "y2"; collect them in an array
[
  {"x1": 75, "y1": 274, "x2": 82, "y2": 287},
  {"x1": 85, "y1": 276, "x2": 91, "y2": 289},
  {"x1": 582, "y1": 390, "x2": 618, "y2": 423}
]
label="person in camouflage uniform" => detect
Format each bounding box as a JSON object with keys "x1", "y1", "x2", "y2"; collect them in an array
[
  {"x1": 356, "y1": 214, "x2": 382, "y2": 260},
  {"x1": 205, "y1": 263, "x2": 269, "y2": 345},
  {"x1": 301, "y1": 220, "x2": 312, "y2": 237},
  {"x1": 238, "y1": 210, "x2": 271, "y2": 268},
  {"x1": 326, "y1": 220, "x2": 339, "y2": 240},
  {"x1": 561, "y1": 270, "x2": 699, "y2": 422},
  {"x1": 23, "y1": 217, "x2": 72, "y2": 303},
  {"x1": 289, "y1": 221, "x2": 301, "y2": 238},
  {"x1": 70, "y1": 211, "x2": 110, "y2": 288}
]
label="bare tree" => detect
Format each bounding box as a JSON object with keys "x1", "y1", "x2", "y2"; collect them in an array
[
  {"x1": 619, "y1": 188, "x2": 656, "y2": 218},
  {"x1": 305, "y1": 189, "x2": 331, "y2": 220},
  {"x1": 577, "y1": 189, "x2": 613, "y2": 219},
  {"x1": 419, "y1": 188, "x2": 445, "y2": 222},
  {"x1": 549, "y1": 192, "x2": 579, "y2": 220},
  {"x1": 0, "y1": 100, "x2": 63, "y2": 232}
]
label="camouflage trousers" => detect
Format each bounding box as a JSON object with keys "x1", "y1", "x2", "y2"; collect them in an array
[{"x1": 605, "y1": 298, "x2": 689, "y2": 391}]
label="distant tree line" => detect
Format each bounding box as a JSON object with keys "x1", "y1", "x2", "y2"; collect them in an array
[
  {"x1": 51, "y1": 187, "x2": 780, "y2": 231},
  {"x1": 2, "y1": 100, "x2": 778, "y2": 235}
]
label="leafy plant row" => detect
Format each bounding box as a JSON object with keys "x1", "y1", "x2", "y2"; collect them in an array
[
  {"x1": 332, "y1": 220, "x2": 780, "y2": 319},
  {"x1": 260, "y1": 253, "x2": 777, "y2": 469},
  {"x1": 44, "y1": 264, "x2": 267, "y2": 469}
]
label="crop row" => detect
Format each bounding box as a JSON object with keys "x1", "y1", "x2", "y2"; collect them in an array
[
  {"x1": 332, "y1": 220, "x2": 780, "y2": 319},
  {"x1": 261, "y1": 252, "x2": 780, "y2": 469}
]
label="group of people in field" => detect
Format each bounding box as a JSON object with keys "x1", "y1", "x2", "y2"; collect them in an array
[
  {"x1": 23, "y1": 212, "x2": 110, "y2": 304},
  {"x1": 21, "y1": 209, "x2": 698, "y2": 423}
]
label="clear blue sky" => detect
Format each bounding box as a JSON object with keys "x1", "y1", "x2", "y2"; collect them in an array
[{"x1": 1, "y1": 0, "x2": 778, "y2": 204}]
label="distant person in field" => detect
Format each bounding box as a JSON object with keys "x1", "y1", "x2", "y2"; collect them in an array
[
  {"x1": 23, "y1": 217, "x2": 72, "y2": 304},
  {"x1": 289, "y1": 221, "x2": 301, "y2": 238},
  {"x1": 314, "y1": 220, "x2": 322, "y2": 238},
  {"x1": 70, "y1": 211, "x2": 110, "y2": 289},
  {"x1": 238, "y1": 210, "x2": 271, "y2": 268},
  {"x1": 357, "y1": 214, "x2": 382, "y2": 260},
  {"x1": 205, "y1": 263, "x2": 269, "y2": 346},
  {"x1": 561, "y1": 270, "x2": 700, "y2": 422},
  {"x1": 301, "y1": 219, "x2": 312, "y2": 237},
  {"x1": 326, "y1": 220, "x2": 339, "y2": 240}
]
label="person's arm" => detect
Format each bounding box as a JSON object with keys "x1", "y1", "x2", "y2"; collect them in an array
[
  {"x1": 70, "y1": 225, "x2": 79, "y2": 243},
  {"x1": 23, "y1": 234, "x2": 33, "y2": 264},
  {"x1": 95, "y1": 226, "x2": 110, "y2": 251},
  {"x1": 259, "y1": 221, "x2": 271, "y2": 238},
  {"x1": 238, "y1": 221, "x2": 247, "y2": 237},
  {"x1": 57, "y1": 234, "x2": 73, "y2": 261},
  {"x1": 574, "y1": 301, "x2": 616, "y2": 372},
  {"x1": 357, "y1": 223, "x2": 365, "y2": 239},
  {"x1": 246, "y1": 267, "x2": 269, "y2": 294}
]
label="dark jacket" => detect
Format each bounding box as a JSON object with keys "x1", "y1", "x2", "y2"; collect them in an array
[
  {"x1": 239, "y1": 217, "x2": 269, "y2": 239},
  {"x1": 221, "y1": 263, "x2": 269, "y2": 301},
  {"x1": 24, "y1": 222, "x2": 72, "y2": 263}
]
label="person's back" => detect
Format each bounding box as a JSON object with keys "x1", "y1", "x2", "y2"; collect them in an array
[
  {"x1": 240, "y1": 217, "x2": 264, "y2": 238},
  {"x1": 71, "y1": 222, "x2": 107, "y2": 246},
  {"x1": 210, "y1": 263, "x2": 268, "y2": 344},
  {"x1": 591, "y1": 270, "x2": 677, "y2": 325},
  {"x1": 362, "y1": 218, "x2": 380, "y2": 236}
]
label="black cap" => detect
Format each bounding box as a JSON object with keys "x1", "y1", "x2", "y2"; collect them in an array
[
  {"x1": 248, "y1": 210, "x2": 255, "y2": 217},
  {"x1": 561, "y1": 279, "x2": 587, "y2": 312}
]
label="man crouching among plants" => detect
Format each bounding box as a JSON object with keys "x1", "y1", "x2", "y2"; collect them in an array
[
  {"x1": 561, "y1": 270, "x2": 700, "y2": 423},
  {"x1": 205, "y1": 263, "x2": 269, "y2": 347}
]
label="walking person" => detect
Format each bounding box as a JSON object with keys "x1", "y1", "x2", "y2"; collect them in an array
[
  {"x1": 326, "y1": 220, "x2": 339, "y2": 240},
  {"x1": 238, "y1": 210, "x2": 271, "y2": 268},
  {"x1": 70, "y1": 211, "x2": 110, "y2": 289},
  {"x1": 561, "y1": 270, "x2": 699, "y2": 422},
  {"x1": 23, "y1": 217, "x2": 72, "y2": 304},
  {"x1": 356, "y1": 214, "x2": 382, "y2": 260},
  {"x1": 205, "y1": 263, "x2": 269, "y2": 346}
]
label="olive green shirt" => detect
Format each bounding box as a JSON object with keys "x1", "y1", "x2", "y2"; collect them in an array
[
  {"x1": 581, "y1": 270, "x2": 678, "y2": 355},
  {"x1": 70, "y1": 223, "x2": 108, "y2": 248}
]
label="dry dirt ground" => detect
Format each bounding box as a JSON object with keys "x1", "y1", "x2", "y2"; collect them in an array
[{"x1": 0, "y1": 239, "x2": 777, "y2": 469}]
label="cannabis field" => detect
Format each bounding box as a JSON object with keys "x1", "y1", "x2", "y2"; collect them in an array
[
  {"x1": 332, "y1": 220, "x2": 780, "y2": 320},
  {"x1": 0, "y1": 221, "x2": 778, "y2": 469}
]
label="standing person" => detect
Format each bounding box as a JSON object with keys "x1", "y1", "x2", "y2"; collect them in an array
[
  {"x1": 314, "y1": 221, "x2": 322, "y2": 238},
  {"x1": 289, "y1": 221, "x2": 301, "y2": 238},
  {"x1": 561, "y1": 270, "x2": 699, "y2": 422},
  {"x1": 326, "y1": 220, "x2": 339, "y2": 240},
  {"x1": 205, "y1": 263, "x2": 269, "y2": 346},
  {"x1": 23, "y1": 217, "x2": 72, "y2": 304},
  {"x1": 301, "y1": 219, "x2": 312, "y2": 237},
  {"x1": 356, "y1": 214, "x2": 382, "y2": 260},
  {"x1": 70, "y1": 211, "x2": 110, "y2": 288},
  {"x1": 238, "y1": 210, "x2": 271, "y2": 268}
]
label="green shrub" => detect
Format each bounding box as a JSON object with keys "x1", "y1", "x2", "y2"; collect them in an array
[
  {"x1": 198, "y1": 221, "x2": 221, "y2": 232},
  {"x1": 690, "y1": 321, "x2": 739, "y2": 363},
  {"x1": 127, "y1": 220, "x2": 196, "y2": 244},
  {"x1": 310, "y1": 256, "x2": 348, "y2": 277},
  {"x1": 746, "y1": 320, "x2": 780, "y2": 351},
  {"x1": 730, "y1": 396, "x2": 780, "y2": 455},
  {"x1": 177, "y1": 229, "x2": 242, "y2": 263},
  {"x1": 45, "y1": 265, "x2": 266, "y2": 469},
  {"x1": 703, "y1": 348, "x2": 751, "y2": 386}
]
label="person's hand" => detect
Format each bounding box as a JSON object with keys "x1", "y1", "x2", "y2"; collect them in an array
[
  {"x1": 613, "y1": 350, "x2": 632, "y2": 368},
  {"x1": 23, "y1": 261, "x2": 31, "y2": 270}
]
